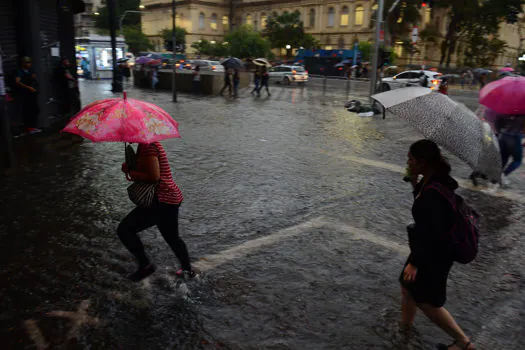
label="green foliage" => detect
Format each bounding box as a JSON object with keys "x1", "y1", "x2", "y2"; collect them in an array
[
  {"x1": 463, "y1": 35, "x2": 507, "y2": 67},
  {"x1": 225, "y1": 25, "x2": 272, "y2": 58},
  {"x1": 358, "y1": 42, "x2": 372, "y2": 61},
  {"x1": 94, "y1": 0, "x2": 142, "y2": 31},
  {"x1": 191, "y1": 40, "x2": 230, "y2": 57},
  {"x1": 263, "y1": 10, "x2": 312, "y2": 50},
  {"x1": 123, "y1": 26, "x2": 153, "y2": 54},
  {"x1": 160, "y1": 27, "x2": 188, "y2": 45},
  {"x1": 371, "y1": 0, "x2": 421, "y2": 44},
  {"x1": 419, "y1": 24, "x2": 441, "y2": 44}
]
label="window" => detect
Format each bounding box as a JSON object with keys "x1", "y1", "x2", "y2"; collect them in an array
[
  {"x1": 372, "y1": 3, "x2": 378, "y2": 11},
  {"x1": 309, "y1": 9, "x2": 315, "y2": 27},
  {"x1": 199, "y1": 13, "x2": 205, "y2": 29},
  {"x1": 222, "y1": 15, "x2": 229, "y2": 28},
  {"x1": 210, "y1": 13, "x2": 218, "y2": 30},
  {"x1": 424, "y1": 8, "x2": 431, "y2": 24},
  {"x1": 246, "y1": 14, "x2": 252, "y2": 25},
  {"x1": 261, "y1": 13, "x2": 267, "y2": 28},
  {"x1": 338, "y1": 37, "x2": 345, "y2": 48},
  {"x1": 340, "y1": 6, "x2": 349, "y2": 26},
  {"x1": 355, "y1": 6, "x2": 364, "y2": 25},
  {"x1": 327, "y1": 7, "x2": 335, "y2": 27}
]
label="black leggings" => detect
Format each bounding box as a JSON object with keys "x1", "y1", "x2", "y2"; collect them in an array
[{"x1": 117, "y1": 201, "x2": 191, "y2": 270}]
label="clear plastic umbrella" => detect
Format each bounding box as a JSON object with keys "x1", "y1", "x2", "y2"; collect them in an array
[{"x1": 372, "y1": 87, "x2": 502, "y2": 181}]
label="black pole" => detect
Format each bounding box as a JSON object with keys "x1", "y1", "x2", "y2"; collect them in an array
[{"x1": 108, "y1": 0, "x2": 122, "y2": 92}]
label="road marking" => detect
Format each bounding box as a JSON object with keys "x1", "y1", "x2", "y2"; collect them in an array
[
  {"x1": 47, "y1": 300, "x2": 101, "y2": 340},
  {"x1": 193, "y1": 216, "x2": 407, "y2": 272},
  {"x1": 193, "y1": 216, "x2": 326, "y2": 271},
  {"x1": 329, "y1": 152, "x2": 525, "y2": 204},
  {"x1": 24, "y1": 319, "x2": 49, "y2": 350}
]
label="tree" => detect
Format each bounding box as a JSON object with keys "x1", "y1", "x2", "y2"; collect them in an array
[
  {"x1": 226, "y1": 25, "x2": 272, "y2": 58},
  {"x1": 94, "y1": 0, "x2": 142, "y2": 31},
  {"x1": 358, "y1": 42, "x2": 372, "y2": 61},
  {"x1": 371, "y1": 0, "x2": 421, "y2": 46},
  {"x1": 263, "y1": 11, "x2": 311, "y2": 53},
  {"x1": 191, "y1": 40, "x2": 230, "y2": 57},
  {"x1": 123, "y1": 26, "x2": 153, "y2": 54},
  {"x1": 160, "y1": 27, "x2": 187, "y2": 52}
]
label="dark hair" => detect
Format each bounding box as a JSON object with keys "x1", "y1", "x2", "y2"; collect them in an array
[{"x1": 409, "y1": 139, "x2": 451, "y2": 175}]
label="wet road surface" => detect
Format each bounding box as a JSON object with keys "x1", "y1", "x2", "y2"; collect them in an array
[{"x1": 1, "y1": 80, "x2": 524, "y2": 349}]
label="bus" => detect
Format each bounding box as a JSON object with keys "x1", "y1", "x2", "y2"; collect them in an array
[{"x1": 294, "y1": 49, "x2": 361, "y2": 76}]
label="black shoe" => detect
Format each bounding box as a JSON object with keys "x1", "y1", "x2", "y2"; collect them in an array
[{"x1": 128, "y1": 264, "x2": 156, "y2": 282}]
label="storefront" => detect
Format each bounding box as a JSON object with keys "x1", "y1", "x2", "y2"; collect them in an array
[{"x1": 75, "y1": 35, "x2": 126, "y2": 79}]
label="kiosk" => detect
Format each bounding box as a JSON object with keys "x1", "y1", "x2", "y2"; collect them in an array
[{"x1": 75, "y1": 35, "x2": 127, "y2": 79}]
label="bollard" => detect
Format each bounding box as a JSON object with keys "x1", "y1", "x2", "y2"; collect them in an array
[{"x1": 322, "y1": 75, "x2": 327, "y2": 105}]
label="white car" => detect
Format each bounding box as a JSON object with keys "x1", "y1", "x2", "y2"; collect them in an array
[
  {"x1": 191, "y1": 60, "x2": 225, "y2": 72},
  {"x1": 269, "y1": 65, "x2": 308, "y2": 85},
  {"x1": 381, "y1": 70, "x2": 442, "y2": 91}
]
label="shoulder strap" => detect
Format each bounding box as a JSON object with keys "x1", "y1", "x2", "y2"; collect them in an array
[{"x1": 424, "y1": 183, "x2": 457, "y2": 210}]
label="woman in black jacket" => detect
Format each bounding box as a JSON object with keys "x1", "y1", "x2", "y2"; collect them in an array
[{"x1": 400, "y1": 140, "x2": 475, "y2": 350}]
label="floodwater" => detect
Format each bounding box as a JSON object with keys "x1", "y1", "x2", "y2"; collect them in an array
[{"x1": 1, "y1": 80, "x2": 524, "y2": 349}]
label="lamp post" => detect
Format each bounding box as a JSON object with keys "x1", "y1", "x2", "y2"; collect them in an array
[
  {"x1": 286, "y1": 44, "x2": 291, "y2": 60},
  {"x1": 172, "y1": 0, "x2": 177, "y2": 102},
  {"x1": 119, "y1": 10, "x2": 150, "y2": 38},
  {"x1": 369, "y1": 0, "x2": 384, "y2": 97},
  {"x1": 107, "y1": 0, "x2": 122, "y2": 92}
]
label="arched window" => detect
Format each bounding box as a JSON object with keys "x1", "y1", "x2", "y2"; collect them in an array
[
  {"x1": 340, "y1": 6, "x2": 349, "y2": 26},
  {"x1": 309, "y1": 9, "x2": 315, "y2": 27},
  {"x1": 355, "y1": 6, "x2": 364, "y2": 26},
  {"x1": 372, "y1": 3, "x2": 378, "y2": 11},
  {"x1": 198, "y1": 12, "x2": 205, "y2": 29},
  {"x1": 246, "y1": 14, "x2": 252, "y2": 25},
  {"x1": 210, "y1": 13, "x2": 218, "y2": 30},
  {"x1": 261, "y1": 13, "x2": 267, "y2": 28},
  {"x1": 327, "y1": 7, "x2": 335, "y2": 27},
  {"x1": 222, "y1": 15, "x2": 229, "y2": 28}
]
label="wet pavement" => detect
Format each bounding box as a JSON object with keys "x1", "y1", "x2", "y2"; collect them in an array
[{"x1": 1, "y1": 80, "x2": 524, "y2": 349}]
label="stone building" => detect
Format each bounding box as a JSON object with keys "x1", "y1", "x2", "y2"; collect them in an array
[
  {"x1": 74, "y1": 0, "x2": 103, "y2": 37},
  {"x1": 140, "y1": 0, "x2": 521, "y2": 68}
]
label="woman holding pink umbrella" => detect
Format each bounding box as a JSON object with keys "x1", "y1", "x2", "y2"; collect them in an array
[{"x1": 63, "y1": 93, "x2": 195, "y2": 281}]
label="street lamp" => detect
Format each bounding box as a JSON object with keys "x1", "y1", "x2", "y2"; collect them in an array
[
  {"x1": 285, "y1": 44, "x2": 291, "y2": 60},
  {"x1": 285, "y1": 44, "x2": 291, "y2": 50},
  {"x1": 139, "y1": 5, "x2": 146, "y2": 9}
]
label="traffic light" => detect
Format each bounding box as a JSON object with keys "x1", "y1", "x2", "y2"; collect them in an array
[
  {"x1": 420, "y1": 0, "x2": 432, "y2": 8},
  {"x1": 421, "y1": 1, "x2": 427, "y2": 7}
]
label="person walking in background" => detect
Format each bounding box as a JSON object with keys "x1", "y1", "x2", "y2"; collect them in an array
[
  {"x1": 232, "y1": 69, "x2": 240, "y2": 97},
  {"x1": 257, "y1": 66, "x2": 271, "y2": 97},
  {"x1": 54, "y1": 57, "x2": 79, "y2": 121},
  {"x1": 119, "y1": 142, "x2": 195, "y2": 281},
  {"x1": 400, "y1": 140, "x2": 475, "y2": 350},
  {"x1": 80, "y1": 57, "x2": 91, "y2": 79},
  {"x1": 150, "y1": 65, "x2": 159, "y2": 91},
  {"x1": 15, "y1": 57, "x2": 41, "y2": 135},
  {"x1": 479, "y1": 73, "x2": 487, "y2": 89},
  {"x1": 496, "y1": 116, "x2": 525, "y2": 186},
  {"x1": 193, "y1": 65, "x2": 201, "y2": 94},
  {"x1": 251, "y1": 68, "x2": 261, "y2": 95},
  {"x1": 220, "y1": 69, "x2": 232, "y2": 97},
  {"x1": 419, "y1": 71, "x2": 429, "y2": 88}
]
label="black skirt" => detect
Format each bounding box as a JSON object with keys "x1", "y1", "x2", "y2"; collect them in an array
[{"x1": 399, "y1": 254, "x2": 454, "y2": 308}]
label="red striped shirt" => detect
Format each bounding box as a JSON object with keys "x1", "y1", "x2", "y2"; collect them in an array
[{"x1": 137, "y1": 142, "x2": 183, "y2": 205}]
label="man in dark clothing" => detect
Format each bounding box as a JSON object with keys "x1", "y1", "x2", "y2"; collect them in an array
[
  {"x1": 257, "y1": 67, "x2": 271, "y2": 97},
  {"x1": 15, "y1": 57, "x2": 41, "y2": 135},
  {"x1": 55, "y1": 57, "x2": 79, "y2": 120},
  {"x1": 419, "y1": 71, "x2": 429, "y2": 88},
  {"x1": 219, "y1": 69, "x2": 232, "y2": 96}
]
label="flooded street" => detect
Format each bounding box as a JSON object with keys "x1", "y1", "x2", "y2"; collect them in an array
[{"x1": 1, "y1": 80, "x2": 524, "y2": 349}]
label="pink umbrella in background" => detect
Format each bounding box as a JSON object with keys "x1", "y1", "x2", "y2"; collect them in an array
[
  {"x1": 499, "y1": 67, "x2": 515, "y2": 72},
  {"x1": 62, "y1": 92, "x2": 180, "y2": 143},
  {"x1": 479, "y1": 76, "x2": 525, "y2": 115}
]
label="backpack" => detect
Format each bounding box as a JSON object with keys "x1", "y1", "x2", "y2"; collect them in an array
[{"x1": 425, "y1": 183, "x2": 480, "y2": 264}]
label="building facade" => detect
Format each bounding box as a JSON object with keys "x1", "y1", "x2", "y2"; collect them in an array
[
  {"x1": 140, "y1": 0, "x2": 522, "y2": 68},
  {"x1": 74, "y1": 0, "x2": 102, "y2": 37}
]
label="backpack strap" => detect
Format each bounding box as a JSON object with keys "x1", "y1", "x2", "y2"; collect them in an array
[{"x1": 424, "y1": 182, "x2": 457, "y2": 210}]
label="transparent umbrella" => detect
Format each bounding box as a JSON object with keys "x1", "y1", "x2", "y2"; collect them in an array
[{"x1": 372, "y1": 87, "x2": 502, "y2": 182}]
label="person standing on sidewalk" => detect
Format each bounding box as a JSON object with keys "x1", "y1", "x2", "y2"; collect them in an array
[
  {"x1": 232, "y1": 69, "x2": 240, "y2": 97},
  {"x1": 54, "y1": 57, "x2": 79, "y2": 121},
  {"x1": 192, "y1": 65, "x2": 201, "y2": 94},
  {"x1": 119, "y1": 142, "x2": 195, "y2": 281},
  {"x1": 220, "y1": 69, "x2": 232, "y2": 96},
  {"x1": 15, "y1": 57, "x2": 41, "y2": 135},
  {"x1": 400, "y1": 140, "x2": 475, "y2": 350}
]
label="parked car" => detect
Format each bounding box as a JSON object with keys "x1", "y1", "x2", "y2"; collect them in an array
[
  {"x1": 381, "y1": 70, "x2": 442, "y2": 91},
  {"x1": 191, "y1": 60, "x2": 225, "y2": 72},
  {"x1": 268, "y1": 65, "x2": 309, "y2": 85}
]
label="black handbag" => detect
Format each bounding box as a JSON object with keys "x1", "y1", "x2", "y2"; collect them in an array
[{"x1": 127, "y1": 181, "x2": 157, "y2": 207}]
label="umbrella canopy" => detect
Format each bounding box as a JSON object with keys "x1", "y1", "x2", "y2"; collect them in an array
[
  {"x1": 480, "y1": 76, "x2": 525, "y2": 115},
  {"x1": 500, "y1": 67, "x2": 514, "y2": 72},
  {"x1": 473, "y1": 68, "x2": 492, "y2": 76},
  {"x1": 147, "y1": 59, "x2": 162, "y2": 66},
  {"x1": 253, "y1": 58, "x2": 271, "y2": 67},
  {"x1": 135, "y1": 56, "x2": 153, "y2": 65},
  {"x1": 372, "y1": 87, "x2": 501, "y2": 181},
  {"x1": 221, "y1": 57, "x2": 244, "y2": 69},
  {"x1": 62, "y1": 92, "x2": 180, "y2": 143},
  {"x1": 334, "y1": 62, "x2": 345, "y2": 68}
]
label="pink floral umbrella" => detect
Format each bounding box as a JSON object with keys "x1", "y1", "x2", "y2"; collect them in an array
[
  {"x1": 62, "y1": 92, "x2": 180, "y2": 143},
  {"x1": 500, "y1": 67, "x2": 515, "y2": 72},
  {"x1": 479, "y1": 76, "x2": 525, "y2": 115}
]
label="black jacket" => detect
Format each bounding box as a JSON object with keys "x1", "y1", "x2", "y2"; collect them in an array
[{"x1": 408, "y1": 174, "x2": 457, "y2": 267}]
